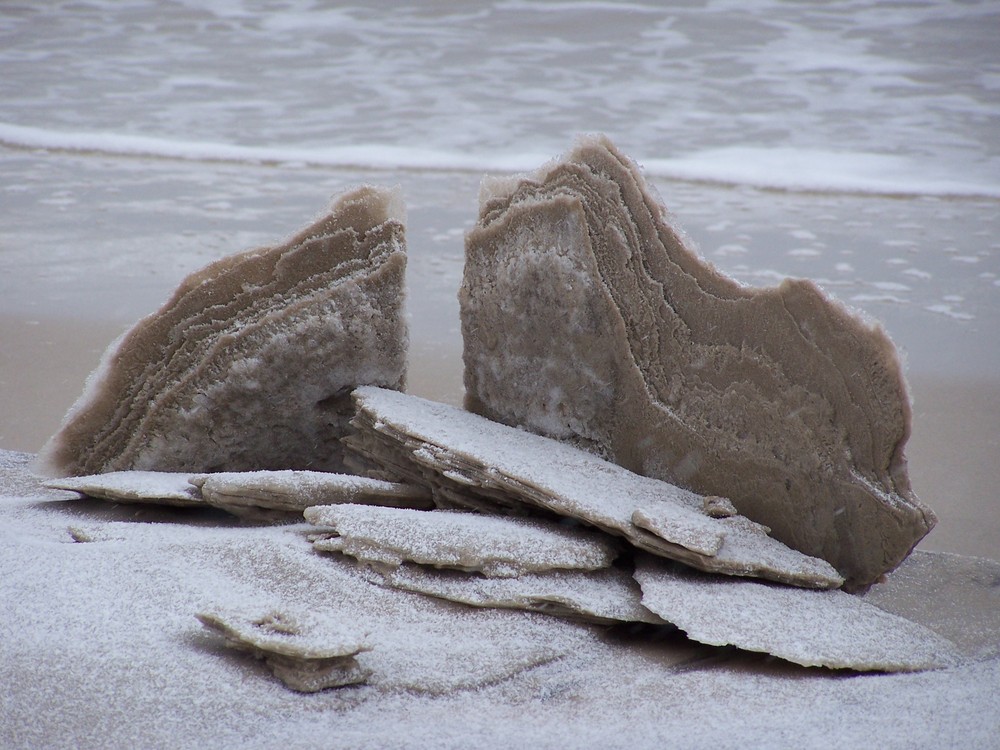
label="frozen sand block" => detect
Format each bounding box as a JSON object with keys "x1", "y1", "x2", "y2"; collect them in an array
[
  {"x1": 634, "y1": 556, "x2": 958, "y2": 672},
  {"x1": 45, "y1": 468, "x2": 431, "y2": 520},
  {"x1": 343, "y1": 387, "x2": 843, "y2": 589},
  {"x1": 37, "y1": 186, "x2": 408, "y2": 476},
  {"x1": 365, "y1": 562, "x2": 664, "y2": 626},
  {"x1": 306, "y1": 502, "x2": 619, "y2": 578},
  {"x1": 460, "y1": 135, "x2": 936, "y2": 589},
  {"x1": 196, "y1": 609, "x2": 372, "y2": 692}
]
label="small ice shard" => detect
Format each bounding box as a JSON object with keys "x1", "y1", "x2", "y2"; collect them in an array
[
  {"x1": 44, "y1": 471, "x2": 201, "y2": 506},
  {"x1": 305, "y1": 503, "x2": 619, "y2": 578},
  {"x1": 460, "y1": 135, "x2": 935, "y2": 589},
  {"x1": 343, "y1": 387, "x2": 843, "y2": 589},
  {"x1": 36, "y1": 185, "x2": 408, "y2": 477},
  {"x1": 702, "y1": 495, "x2": 737, "y2": 518},
  {"x1": 370, "y1": 563, "x2": 664, "y2": 625},
  {"x1": 633, "y1": 556, "x2": 958, "y2": 672},
  {"x1": 370, "y1": 633, "x2": 562, "y2": 695},
  {"x1": 196, "y1": 609, "x2": 372, "y2": 692},
  {"x1": 190, "y1": 470, "x2": 432, "y2": 513}
]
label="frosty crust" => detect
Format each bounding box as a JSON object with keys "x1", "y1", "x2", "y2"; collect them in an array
[
  {"x1": 460, "y1": 136, "x2": 936, "y2": 589},
  {"x1": 344, "y1": 387, "x2": 843, "y2": 589},
  {"x1": 306, "y1": 503, "x2": 620, "y2": 578},
  {"x1": 36, "y1": 186, "x2": 408, "y2": 477},
  {"x1": 634, "y1": 556, "x2": 958, "y2": 672},
  {"x1": 196, "y1": 609, "x2": 372, "y2": 692}
]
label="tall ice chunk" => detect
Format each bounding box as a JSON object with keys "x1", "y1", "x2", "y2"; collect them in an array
[
  {"x1": 37, "y1": 185, "x2": 408, "y2": 476},
  {"x1": 460, "y1": 135, "x2": 936, "y2": 589}
]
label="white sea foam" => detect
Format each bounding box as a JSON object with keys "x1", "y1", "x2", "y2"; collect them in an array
[
  {"x1": 642, "y1": 147, "x2": 1000, "y2": 199},
  {"x1": 0, "y1": 123, "x2": 550, "y2": 175},
  {"x1": 926, "y1": 304, "x2": 975, "y2": 321},
  {"x1": 4, "y1": 122, "x2": 998, "y2": 200}
]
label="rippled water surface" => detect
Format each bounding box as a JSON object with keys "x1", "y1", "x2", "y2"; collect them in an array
[{"x1": 2, "y1": 0, "x2": 998, "y2": 187}]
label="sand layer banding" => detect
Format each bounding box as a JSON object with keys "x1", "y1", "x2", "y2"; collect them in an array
[
  {"x1": 306, "y1": 503, "x2": 619, "y2": 578},
  {"x1": 634, "y1": 556, "x2": 958, "y2": 672},
  {"x1": 367, "y1": 563, "x2": 663, "y2": 626},
  {"x1": 45, "y1": 469, "x2": 430, "y2": 520},
  {"x1": 36, "y1": 185, "x2": 408, "y2": 477},
  {"x1": 344, "y1": 386, "x2": 843, "y2": 589},
  {"x1": 196, "y1": 609, "x2": 372, "y2": 692},
  {"x1": 460, "y1": 135, "x2": 936, "y2": 588}
]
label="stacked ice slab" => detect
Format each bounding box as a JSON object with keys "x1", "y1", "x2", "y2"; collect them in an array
[
  {"x1": 321, "y1": 386, "x2": 955, "y2": 673},
  {"x1": 460, "y1": 135, "x2": 936, "y2": 590},
  {"x1": 32, "y1": 142, "x2": 954, "y2": 684},
  {"x1": 36, "y1": 186, "x2": 408, "y2": 476}
]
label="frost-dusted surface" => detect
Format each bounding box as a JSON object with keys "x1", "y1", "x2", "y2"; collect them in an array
[
  {"x1": 196, "y1": 608, "x2": 371, "y2": 693},
  {"x1": 306, "y1": 504, "x2": 618, "y2": 578},
  {"x1": 634, "y1": 556, "x2": 959, "y2": 672},
  {"x1": 43, "y1": 468, "x2": 432, "y2": 521},
  {"x1": 3, "y1": 449, "x2": 999, "y2": 748},
  {"x1": 44, "y1": 471, "x2": 200, "y2": 506},
  {"x1": 35, "y1": 185, "x2": 408, "y2": 477},
  {"x1": 373, "y1": 563, "x2": 663, "y2": 626},
  {"x1": 346, "y1": 387, "x2": 842, "y2": 588},
  {"x1": 191, "y1": 470, "x2": 432, "y2": 512},
  {"x1": 461, "y1": 136, "x2": 936, "y2": 589}
]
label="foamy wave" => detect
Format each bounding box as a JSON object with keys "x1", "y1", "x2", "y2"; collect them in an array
[
  {"x1": 641, "y1": 147, "x2": 1000, "y2": 200},
  {"x1": 0, "y1": 123, "x2": 549, "y2": 175},
  {"x1": 3, "y1": 123, "x2": 999, "y2": 200}
]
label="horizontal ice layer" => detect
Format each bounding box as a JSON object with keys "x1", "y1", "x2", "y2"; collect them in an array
[
  {"x1": 307, "y1": 503, "x2": 619, "y2": 578},
  {"x1": 344, "y1": 387, "x2": 843, "y2": 589},
  {"x1": 370, "y1": 563, "x2": 663, "y2": 626},
  {"x1": 45, "y1": 468, "x2": 431, "y2": 522},
  {"x1": 461, "y1": 135, "x2": 937, "y2": 589},
  {"x1": 196, "y1": 609, "x2": 372, "y2": 692},
  {"x1": 35, "y1": 185, "x2": 408, "y2": 476},
  {"x1": 634, "y1": 556, "x2": 958, "y2": 672},
  {"x1": 191, "y1": 470, "x2": 432, "y2": 513}
]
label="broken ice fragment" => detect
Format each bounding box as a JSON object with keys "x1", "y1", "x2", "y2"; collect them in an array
[
  {"x1": 344, "y1": 387, "x2": 843, "y2": 588},
  {"x1": 44, "y1": 471, "x2": 201, "y2": 507},
  {"x1": 460, "y1": 135, "x2": 935, "y2": 588},
  {"x1": 36, "y1": 185, "x2": 408, "y2": 477},
  {"x1": 306, "y1": 503, "x2": 619, "y2": 578},
  {"x1": 190, "y1": 470, "x2": 432, "y2": 513},
  {"x1": 371, "y1": 563, "x2": 664, "y2": 625},
  {"x1": 702, "y1": 496, "x2": 738, "y2": 518},
  {"x1": 196, "y1": 608, "x2": 371, "y2": 692},
  {"x1": 633, "y1": 556, "x2": 958, "y2": 672}
]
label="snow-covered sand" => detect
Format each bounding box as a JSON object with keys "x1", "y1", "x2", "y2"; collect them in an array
[
  {"x1": 2, "y1": 450, "x2": 999, "y2": 749},
  {"x1": 2, "y1": 2, "x2": 998, "y2": 745}
]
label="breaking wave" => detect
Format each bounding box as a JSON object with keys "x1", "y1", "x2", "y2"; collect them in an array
[{"x1": 3, "y1": 122, "x2": 998, "y2": 200}]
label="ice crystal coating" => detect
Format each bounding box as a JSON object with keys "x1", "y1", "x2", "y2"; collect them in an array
[{"x1": 461, "y1": 135, "x2": 935, "y2": 588}]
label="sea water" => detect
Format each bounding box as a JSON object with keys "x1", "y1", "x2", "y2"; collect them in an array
[{"x1": 1, "y1": 0, "x2": 998, "y2": 192}]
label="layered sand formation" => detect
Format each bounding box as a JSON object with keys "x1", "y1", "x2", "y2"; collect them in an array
[
  {"x1": 36, "y1": 185, "x2": 408, "y2": 477},
  {"x1": 46, "y1": 469, "x2": 431, "y2": 520},
  {"x1": 343, "y1": 386, "x2": 844, "y2": 589},
  {"x1": 195, "y1": 609, "x2": 372, "y2": 692},
  {"x1": 460, "y1": 135, "x2": 936, "y2": 588},
  {"x1": 27, "y1": 155, "x2": 954, "y2": 683}
]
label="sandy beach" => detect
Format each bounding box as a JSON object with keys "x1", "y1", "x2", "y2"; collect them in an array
[{"x1": 3, "y1": 2, "x2": 998, "y2": 747}]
